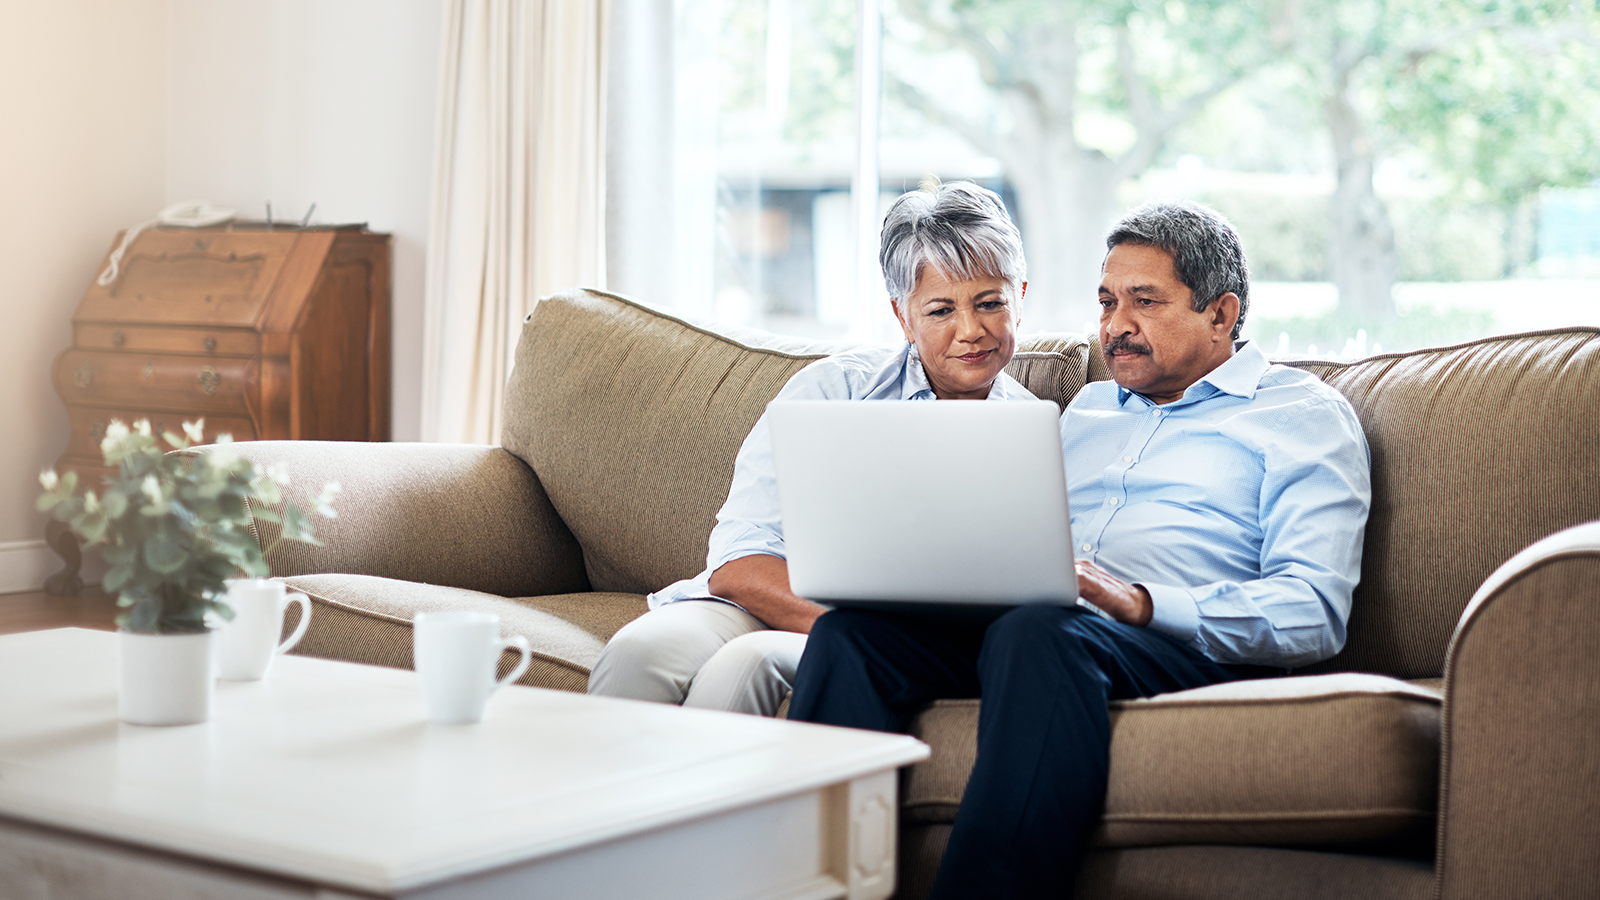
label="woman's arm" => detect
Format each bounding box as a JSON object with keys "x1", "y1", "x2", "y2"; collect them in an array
[{"x1": 708, "y1": 554, "x2": 827, "y2": 634}]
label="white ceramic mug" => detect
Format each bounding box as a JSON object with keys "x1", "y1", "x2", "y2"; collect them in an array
[
  {"x1": 216, "y1": 578, "x2": 312, "y2": 681},
  {"x1": 413, "y1": 611, "x2": 531, "y2": 724}
]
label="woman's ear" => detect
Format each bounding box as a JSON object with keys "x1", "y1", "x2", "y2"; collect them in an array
[{"x1": 890, "y1": 298, "x2": 914, "y2": 343}]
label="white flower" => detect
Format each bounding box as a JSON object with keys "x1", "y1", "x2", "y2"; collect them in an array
[
  {"x1": 141, "y1": 475, "x2": 163, "y2": 505},
  {"x1": 39, "y1": 469, "x2": 58, "y2": 491},
  {"x1": 133, "y1": 419, "x2": 152, "y2": 437},
  {"x1": 101, "y1": 419, "x2": 129, "y2": 454},
  {"x1": 265, "y1": 463, "x2": 291, "y2": 486},
  {"x1": 84, "y1": 491, "x2": 100, "y2": 513},
  {"x1": 315, "y1": 481, "x2": 341, "y2": 518},
  {"x1": 182, "y1": 419, "x2": 206, "y2": 443}
]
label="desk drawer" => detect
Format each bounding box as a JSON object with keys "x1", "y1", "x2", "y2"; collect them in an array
[
  {"x1": 54, "y1": 350, "x2": 256, "y2": 417},
  {"x1": 73, "y1": 324, "x2": 260, "y2": 357},
  {"x1": 63, "y1": 406, "x2": 259, "y2": 461}
]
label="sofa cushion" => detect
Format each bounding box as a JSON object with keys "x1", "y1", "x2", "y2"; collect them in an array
[
  {"x1": 501, "y1": 290, "x2": 844, "y2": 595},
  {"x1": 1001, "y1": 335, "x2": 1096, "y2": 412},
  {"x1": 501, "y1": 288, "x2": 1098, "y2": 595},
  {"x1": 903, "y1": 673, "x2": 1441, "y2": 848},
  {"x1": 1286, "y1": 327, "x2": 1600, "y2": 679},
  {"x1": 278, "y1": 573, "x2": 648, "y2": 693},
  {"x1": 221, "y1": 442, "x2": 590, "y2": 599}
]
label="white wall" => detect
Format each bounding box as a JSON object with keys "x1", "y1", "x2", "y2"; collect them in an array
[
  {"x1": 0, "y1": 0, "x2": 440, "y2": 593},
  {"x1": 166, "y1": 0, "x2": 441, "y2": 444},
  {"x1": 0, "y1": 0, "x2": 169, "y2": 590}
]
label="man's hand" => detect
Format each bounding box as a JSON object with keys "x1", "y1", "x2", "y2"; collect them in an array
[
  {"x1": 707, "y1": 554, "x2": 828, "y2": 634},
  {"x1": 1075, "y1": 560, "x2": 1153, "y2": 626}
]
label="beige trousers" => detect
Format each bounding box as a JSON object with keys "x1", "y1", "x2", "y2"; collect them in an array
[{"x1": 585, "y1": 599, "x2": 807, "y2": 717}]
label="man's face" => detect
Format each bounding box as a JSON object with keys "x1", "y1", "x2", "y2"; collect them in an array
[{"x1": 1097, "y1": 243, "x2": 1238, "y2": 405}]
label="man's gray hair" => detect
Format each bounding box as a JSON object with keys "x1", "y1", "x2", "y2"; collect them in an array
[
  {"x1": 1105, "y1": 202, "x2": 1250, "y2": 340},
  {"x1": 880, "y1": 180, "x2": 1026, "y2": 310}
]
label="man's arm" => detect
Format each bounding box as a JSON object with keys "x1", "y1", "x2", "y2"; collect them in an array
[
  {"x1": 1075, "y1": 559, "x2": 1151, "y2": 626},
  {"x1": 707, "y1": 554, "x2": 826, "y2": 634},
  {"x1": 1131, "y1": 395, "x2": 1372, "y2": 668}
]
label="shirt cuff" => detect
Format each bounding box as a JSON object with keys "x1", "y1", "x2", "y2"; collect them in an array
[{"x1": 1139, "y1": 581, "x2": 1201, "y2": 647}]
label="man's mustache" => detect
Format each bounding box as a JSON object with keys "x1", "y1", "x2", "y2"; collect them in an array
[{"x1": 1105, "y1": 336, "x2": 1151, "y2": 356}]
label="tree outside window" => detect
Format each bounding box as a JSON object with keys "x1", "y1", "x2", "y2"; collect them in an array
[{"x1": 617, "y1": 0, "x2": 1600, "y2": 356}]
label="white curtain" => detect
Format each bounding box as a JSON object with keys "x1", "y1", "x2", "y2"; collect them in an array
[{"x1": 422, "y1": 0, "x2": 607, "y2": 444}]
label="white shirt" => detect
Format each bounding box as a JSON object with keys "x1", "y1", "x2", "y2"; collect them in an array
[{"x1": 648, "y1": 343, "x2": 1036, "y2": 608}]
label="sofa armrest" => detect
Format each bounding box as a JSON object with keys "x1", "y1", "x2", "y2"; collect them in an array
[
  {"x1": 184, "y1": 441, "x2": 590, "y2": 598},
  {"x1": 1437, "y1": 520, "x2": 1600, "y2": 899}
]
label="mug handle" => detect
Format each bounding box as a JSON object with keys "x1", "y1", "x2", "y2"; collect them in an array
[
  {"x1": 494, "y1": 634, "x2": 531, "y2": 688},
  {"x1": 276, "y1": 592, "x2": 312, "y2": 655}
]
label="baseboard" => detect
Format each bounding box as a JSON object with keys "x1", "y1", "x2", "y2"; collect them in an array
[{"x1": 0, "y1": 539, "x2": 107, "y2": 595}]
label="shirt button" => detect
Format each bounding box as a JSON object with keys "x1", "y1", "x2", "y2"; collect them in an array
[
  {"x1": 1152, "y1": 409, "x2": 1163, "y2": 417},
  {"x1": 1109, "y1": 498, "x2": 1119, "y2": 506},
  {"x1": 1123, "y1": 455, "x2": 1133, "y2": 463},
  {"x1": 1081, "y1": 543, "x2": 1092, "y2": 553}
]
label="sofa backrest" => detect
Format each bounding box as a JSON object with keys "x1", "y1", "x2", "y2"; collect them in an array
[
  {"x1": 504, "y1": 289, "x2": 1600, "y2": 681},
  {"x1": 500, "y1": 289, "x2": 1095, "y2": 596},
  {"x1": 1285, "y1": 328, "x2": 1600, "y2": 679}
]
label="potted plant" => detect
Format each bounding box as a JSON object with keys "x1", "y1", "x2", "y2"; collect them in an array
[{"x1": 37, "y1": 419, "x2": 337, "y2": 725}]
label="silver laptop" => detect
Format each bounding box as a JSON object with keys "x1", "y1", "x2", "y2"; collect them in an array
[{"x1": 767, "y1": 399, "x2": 1080, "y2": 610}]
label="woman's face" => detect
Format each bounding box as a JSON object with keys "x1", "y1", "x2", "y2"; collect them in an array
[{"x1": 892, "y1": 268, "x2": 1023, "y2": 400}]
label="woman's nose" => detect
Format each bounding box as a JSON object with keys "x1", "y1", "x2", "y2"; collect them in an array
[{"x1": 955, "y1": 307, "x2": 983, "y2": 340}]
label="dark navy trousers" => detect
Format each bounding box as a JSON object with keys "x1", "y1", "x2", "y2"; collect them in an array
[{"x1": 787, "y1": 605, "x2": 1259, "y2": 900}]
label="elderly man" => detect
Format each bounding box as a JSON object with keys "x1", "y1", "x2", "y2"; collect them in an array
[
  {"x1": 587, "y1": 180, "x2": 1037, "y2": 716},
  {"x1": 787, "y1": 202, "x2": 1372, "y2": 899}
]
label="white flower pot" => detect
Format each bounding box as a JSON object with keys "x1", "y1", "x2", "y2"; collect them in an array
[{"x1": 118, "y1": 630, "x2": 215, "y2": 726}]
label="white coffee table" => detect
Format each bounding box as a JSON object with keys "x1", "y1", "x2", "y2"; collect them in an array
[{"x1": 0, "y1": 628, "x2": 928, "y2": 899}]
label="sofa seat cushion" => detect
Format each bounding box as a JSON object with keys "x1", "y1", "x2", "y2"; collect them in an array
[
  {"x1": 903, "y1": 673, "x2": 1441, "y2": 849},
  {"x1": 277, "y1": 573, "x2": 649, "y2": 693}
]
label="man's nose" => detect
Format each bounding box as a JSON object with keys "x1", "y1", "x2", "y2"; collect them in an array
[{"x1": 1104, "y1": 301, "x2": 1135, "y2": 336}]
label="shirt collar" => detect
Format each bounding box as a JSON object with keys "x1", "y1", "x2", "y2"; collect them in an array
[
  {"x1": 1116, "y1": 339, "x2": 1269, "y2": 407},
  {"x1": 905, "y1": 343, "x2": 1016, "y2": 401}
]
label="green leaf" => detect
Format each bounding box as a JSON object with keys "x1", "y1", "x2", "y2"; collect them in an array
[
  {"x1": 101, "y1": 489, "x2": 128, "y2": 519},
  {"x1": 143, "y1": 536, "x2": 190, "y2": 574},
  {"x1": 281, "y1": 503, "x2": 317, "y2": 544},
  {"x1": 103, "y1": 563, "x2": 134, "y2": 593},
  {"x1": 126, "y1": 598, "x2": 159, "y2": 633}
]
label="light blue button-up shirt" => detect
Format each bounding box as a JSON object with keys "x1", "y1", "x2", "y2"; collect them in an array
[
  {"x1": 1064, "y1": 340, "x2": 1371, "y2": 669},
  {"x1": 648, "y1": 343, "x2": 1036, "y2": 608}
]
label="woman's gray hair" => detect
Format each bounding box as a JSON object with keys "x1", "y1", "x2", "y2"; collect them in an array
[
  {"x1": 880, "y1": 180, "x2": 1027, "y2": 310},
  {"x1": 1105, "y1": 202, "x2": 1250, "y2": 340}
]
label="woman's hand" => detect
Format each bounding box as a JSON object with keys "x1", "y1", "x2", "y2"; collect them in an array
[
  {"x1": 1074, "y1": 560, "x2": 1153, "y2": 626},
  {"x1": 707, "y1": 554, "x2": 828, "y2": 634}
]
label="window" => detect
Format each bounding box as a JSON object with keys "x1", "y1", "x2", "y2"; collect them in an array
[{"x1": 610, "y1": 0, "x2": 1600, "y2": 356}]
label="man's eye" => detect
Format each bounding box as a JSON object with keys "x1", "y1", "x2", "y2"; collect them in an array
[
  {"x1": 1098, "y1": 299, "x2": 1114, "y2": 310},
  {"x1": 1137, "y1": 297, "x2": 1156, "y2": 306}
]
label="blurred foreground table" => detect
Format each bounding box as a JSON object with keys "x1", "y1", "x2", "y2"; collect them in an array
[{"x1": 0, "y1": 628, "x2": 927, "y2": 899}]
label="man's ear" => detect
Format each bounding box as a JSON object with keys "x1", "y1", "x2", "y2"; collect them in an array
[
  {"x1": 1211, "y1": 292, "x2": 1240, "y2": 340},
  {"x1": 890, "y1": 298, "x2": 914, "y2": 343}
]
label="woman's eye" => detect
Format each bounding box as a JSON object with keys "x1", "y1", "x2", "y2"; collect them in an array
[
  {"x1": 979, "y1": 300, "x2": 1004, "y2": 311},
  {"x1": 927, "y1": 307, "x2": 952, "y2": 317}
]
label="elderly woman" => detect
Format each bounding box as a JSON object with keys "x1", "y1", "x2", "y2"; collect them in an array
[{"x1": 585, "y1": 179, "x2": 1035, "y2": 715}]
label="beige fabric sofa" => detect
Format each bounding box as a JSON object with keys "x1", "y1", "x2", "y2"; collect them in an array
[{"x1": 207, "y1": 288, "x2": 1600, "y2": 899}]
